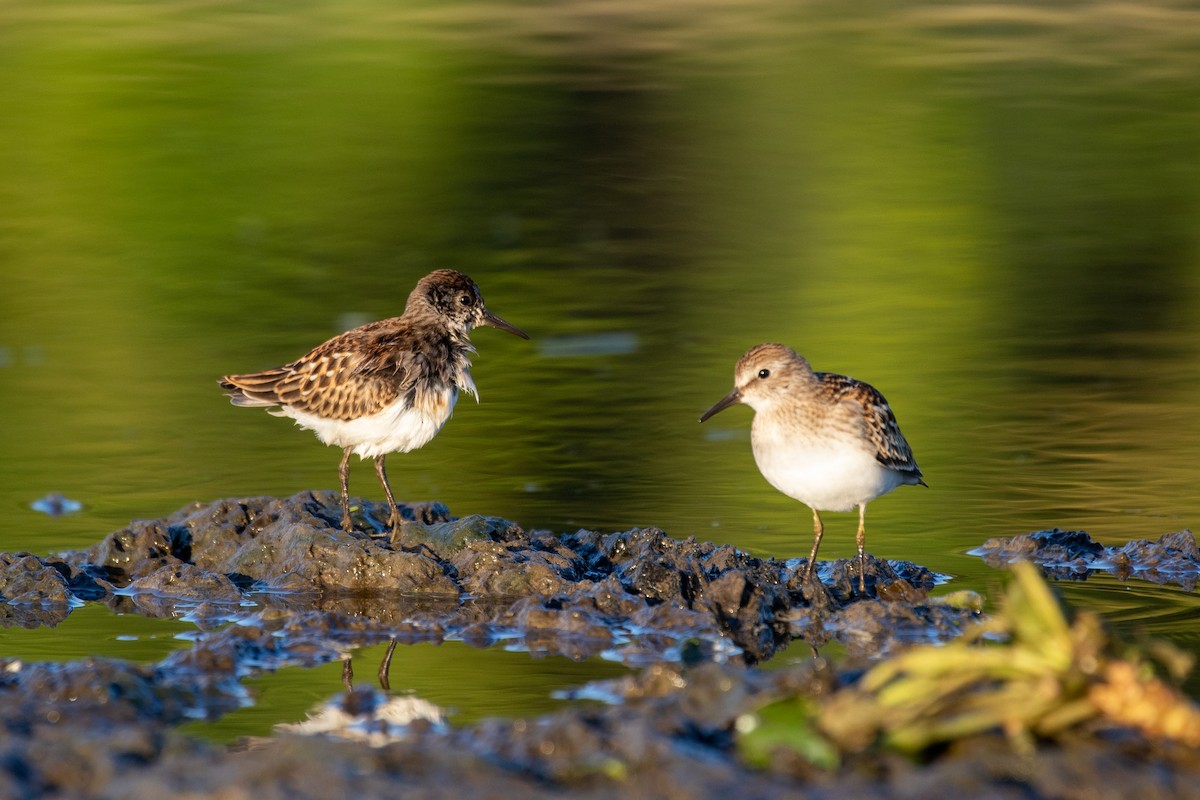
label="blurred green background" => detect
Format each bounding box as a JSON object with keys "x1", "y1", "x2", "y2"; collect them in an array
[{"x1": 3, "y1": 0, "x2": 1200, "y2": 734}]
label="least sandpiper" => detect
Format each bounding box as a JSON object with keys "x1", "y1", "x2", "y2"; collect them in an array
[
  {"x1": 700, "y1": 343, "x2": 925, "y2": 591},
  {"x1": 220, "y1": 269, "x2": 529, "y2": 537}
]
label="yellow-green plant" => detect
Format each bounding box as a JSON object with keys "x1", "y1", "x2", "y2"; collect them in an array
[{"x1": 740, "y1": 562, "x2": 1200, "y2": 766}]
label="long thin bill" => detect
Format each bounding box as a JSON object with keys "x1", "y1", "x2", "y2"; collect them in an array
[
  {"x1": 699, "y1": 388, "x2": 741, "y2": 423},
  {"x1": 481, "y1": 310, "x2": 530, "y2": 339}
]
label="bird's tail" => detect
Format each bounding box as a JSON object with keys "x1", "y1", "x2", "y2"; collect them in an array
[{"x1": 218, "y1": 370, "x2": 288, "y2": 408}]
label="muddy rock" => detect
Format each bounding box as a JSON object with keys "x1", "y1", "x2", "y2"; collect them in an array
[
  {"x1": 400, "y1": 513, "x2": 525, "y2": 553},
  {"x1": 36, "y1": 493, "x2": 980, "y2": 665},
  {"x1": 2, "y1": 653, "x2": 1198, "y2": 800},
  {"x1": 0, "y1": 493, "x2": 979, "y2": 691},
  {"x1": 0, "y1": 552, "x2": 74, "y2": 605},
  {"x1": 973, "y1": 528, "x2": 1200, "y2": 589},
  {"x1": 699, "y1": 569, "x2": 791, "y2": 660},
  {"x1": 73, "y1": 492, "x2": 460, "y2": 594},
  {"x1": 177, "y1": 493, "x2": 458, "y2": 593},
  {"x1": 2, "y1": 496, "x2": 1198, "y2": 799},
  {"x1": 0, "y1": 495, "x2": 986, "y2": 795},
  {"x1": 232, "y1": 519, "x2": 455, "y2": 593},
  {"x1": 824, "y1": 599, "x2": 978, "y2": 656},
  {"x1": 974, "y1": 528, "x2": 1105, "y2": 567},
  {"x1": 87, "y1": 519, "x2": 186, "y2": 583},
  {"x1": 451, "y1": 539, "x2": 573, "y2": 596},
  {"x1": 0, "y1": 656, "x2": 224, "y2": 727},
  {"x1": 0, "y1": 603, "x2": 72, "y2": 628},
  {"x1": 126, "y1": 563, "x2": 244, "y2": 602}
]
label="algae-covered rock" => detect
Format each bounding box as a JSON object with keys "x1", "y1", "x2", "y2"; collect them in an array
[
  {"x1": 70, "y1": 492, "x2": 464, "y2": 596},
  {"x1": 398, "y1": 514, "x2": 524, "y2": 555},
  {"x1": 223, "y1": 519, "x2": 455, "y2": 594}
]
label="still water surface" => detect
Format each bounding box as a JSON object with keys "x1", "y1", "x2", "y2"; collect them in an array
[{"x1": 3, "y1": 0, "x2": 1200, "y2": 735}]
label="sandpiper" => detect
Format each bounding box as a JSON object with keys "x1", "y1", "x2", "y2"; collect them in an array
[
  {"x1": 700, "y1": 343, "x2": 925, "y2": 592},
  {"x1": 219, "y1": 269, "x2": 529, "y2": 537}
]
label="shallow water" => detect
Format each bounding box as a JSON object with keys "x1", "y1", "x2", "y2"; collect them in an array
[
  {"x1": 181, "y1": 641, "x2": 629, "y2": 742},
  {"x1": 3, "y1": 0, "x2": 1200, "y2": 733}
]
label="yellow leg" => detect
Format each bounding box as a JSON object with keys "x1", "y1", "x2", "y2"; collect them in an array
[
  {"x1": 856, "y1": 503, "x2": 867, "y2": 593},
  {"x1": 802, "y1": 507, "x2": 825, "y2": 583},
  {"x1": 338, "y1": 447, "x2": 353, "y2": 532}
]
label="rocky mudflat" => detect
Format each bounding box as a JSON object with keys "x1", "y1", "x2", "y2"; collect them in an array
[
  {"x1": 1, "y1": 495, "x2": 1197, "y2": 799},
  {"x1": 972, "y1": 528, "x2": 1200, "y2": 589}
]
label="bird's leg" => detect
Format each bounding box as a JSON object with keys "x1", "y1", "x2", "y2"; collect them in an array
[
  {"x1": 339, "y1": 447, "x2": 354, "y2": 532},
  {"x1": 802, "y1": 507, "x2": 825, "y2": 584},
  {"x1": 856, "y1": 503, "x2": 868, "y2": 593},
  {"x1": 374, "y1": 455, "x2": 402, "y2": 537},
  {"x1": 378, "y1": 639, "x2": 398, "y2": 690}
]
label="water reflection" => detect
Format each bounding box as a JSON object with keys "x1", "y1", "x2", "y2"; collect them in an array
[
  {"x1": 29, "y1": 492, "x2": 84, "y2": 517},
  {"x1": 188, "y1": 640, "x2": 627, "y2": 743},
  {"x1": 538, "y1": 331, "x2": 639, "y2": 358},
  {"x1": 1058, "y1": 578, "x2": 1200, "y2": 696}
]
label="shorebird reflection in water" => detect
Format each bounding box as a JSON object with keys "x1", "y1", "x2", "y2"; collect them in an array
[
  {"x1": 700, "y1": 343, "x2": 925, "y2": 592},
  {"x1": 220, "y1": 269, "x2": 529, "y2": 538}
]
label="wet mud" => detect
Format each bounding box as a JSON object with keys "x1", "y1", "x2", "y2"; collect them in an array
[
  {"x1": 15, "y1": 492, "x2": 969, "y2": 664},
  {"x1": 1, "y1": 495, "x2": 1197, "y2": 798},
  {"x1": 972, "y1": 528, "x2": 1200, "y2": 590}
]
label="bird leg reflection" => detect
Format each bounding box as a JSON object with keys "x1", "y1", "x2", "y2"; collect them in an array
[{"x1": 378, "y1": 640, "x2": 398, "y2": 690}]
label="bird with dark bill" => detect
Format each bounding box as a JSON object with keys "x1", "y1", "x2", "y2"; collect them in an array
[
  {"x1": 220, "y1": 269, "x2": 529, "y2": 538},
  {"x1": 700, "y1": 343, "x2": 925, "y2": 592}
]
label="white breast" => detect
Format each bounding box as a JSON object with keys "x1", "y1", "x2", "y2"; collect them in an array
[
  {"x1": 751, "y1": 426, "x2": 904, "y2": 512},
  {"x1": 279, "y1": 387, "x2": 460, "y2": 459}
]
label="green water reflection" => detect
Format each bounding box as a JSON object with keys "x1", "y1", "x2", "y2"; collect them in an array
[
  {"x1": 185, "y1": 640, "x2": 628, "y2": 743},
  {"x1": 0, "y1": 603, "x2": 189, "y2": 664},
  {"x1": 3, "y1": 0, "x2": 1200, "y2": 723}
]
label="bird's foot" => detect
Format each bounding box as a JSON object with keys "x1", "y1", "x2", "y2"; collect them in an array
[
  {"x1": 381, "y1": 507, "x2": 404, "y2": 544},
  {"x1": 855, "y1": 556, "x2": 870, "y2": 595}
]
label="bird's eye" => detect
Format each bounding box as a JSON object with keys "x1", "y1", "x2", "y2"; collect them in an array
[
  {"x1": 459, "y1": 294, "x2": 474, "y2": 306},
  {"x1": 758, "y1": 368, "x2": 770, "y2": 379}
]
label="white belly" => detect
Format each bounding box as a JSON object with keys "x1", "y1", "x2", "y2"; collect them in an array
[
  {"x1": 279, "y1": 389, "x2": 458, "y2": 459},
  {"x1": 751, "y1": 434, "x2": 904, "y2": 512}
]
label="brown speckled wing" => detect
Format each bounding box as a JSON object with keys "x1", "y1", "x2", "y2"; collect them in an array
[
  {"x1": 221, "y1": 322, "x2": 417, "y2": 422},
  {"x1": 817, "y1": 373, "x2": 923, "y2": 478},
  {"x1": 269, "y1": 349, "x2": 407, "y2": 421},
  {"x1": 220, "y1": 312, "x2": 472, "y2": 424}
]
